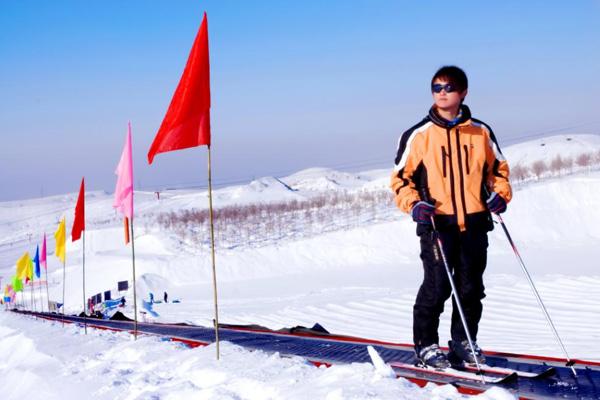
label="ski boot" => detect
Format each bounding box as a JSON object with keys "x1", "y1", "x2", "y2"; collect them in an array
[
  {"x1": 448, "y1": 339, "x2": 486, "y2": 366},
  {"x1": 416, "y1": 343, "x2": 451, "y2": 369}
]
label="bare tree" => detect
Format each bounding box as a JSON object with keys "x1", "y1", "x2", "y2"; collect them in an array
[
  {"x1": 530, "y1": 160, "x2": 547, "y2": 180},
  {"x1": 511, "y1": 164, "x2": 529, "y2": 182},
  {"x1": 563, "y1": 156, "x2": 573, "y2": 172},
  {"x1": 576, "y1": 153, "x2": 592, "y2": 173},
  {"x1": 550, "y1": 155, "x2": 564, "y2": 176}
]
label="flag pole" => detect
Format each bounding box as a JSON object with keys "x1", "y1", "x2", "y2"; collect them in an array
[
  {"x1": 34, "y1": 278, "x2": 38, "y2": 312},
  {"x1": 30, "y1": 279, "x2": 34, "y2": 311},
  {"x1": 207, "y1": 145, "x2": 220, "y2": 360},
  {"x1": 33, "y1": 277, "x2": 37, "y2": 311},
  {"x1": 82, "y1": 231, "x2": 87, "y2": 334},
  {"x1": 62, "y1": 259, "x2": 66, "y2": 325},
  {"x1": 38, "y1": 276, "x2": 43, "y2": 312},
  {"x1": 45, "y1": 266, "x2": 50, "y2": 312},
  {"x1": 44, "y1": 233, "x2": 50, "y2": 313},
  {"x1": 130, "y1": 217, "x2": 139, "y2": 339}
]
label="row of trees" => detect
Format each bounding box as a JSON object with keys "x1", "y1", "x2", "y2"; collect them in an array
[
  {"x1": 511, "y1": 150, "x2": 600, "y2": 182},
  {"x1": 153, "y1": 190, "x2": 396, "y2": 251}
]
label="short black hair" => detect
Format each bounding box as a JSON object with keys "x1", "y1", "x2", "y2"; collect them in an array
[{"x1": 431, "y1": 66, "x2": 468, "y2": 92}]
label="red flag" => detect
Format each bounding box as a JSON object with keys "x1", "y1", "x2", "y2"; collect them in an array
[
  {"x1": 147, "y1": 12, "x2": 211, "y2": 164},
  {"x1": 72, "y1": 178, "x2": 85, "y2": 242}
]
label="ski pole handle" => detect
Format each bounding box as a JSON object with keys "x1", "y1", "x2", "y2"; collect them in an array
[{"x1": 418, "y1": 189, "x2": 439, "y2": 230}]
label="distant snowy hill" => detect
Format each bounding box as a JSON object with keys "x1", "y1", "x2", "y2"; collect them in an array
[
  {"x1": 282, "y1": 167, "x2": 373, "y2": 191},
  {"x1": 503, "y1": 133, "x2": 600, "y2": 166}
]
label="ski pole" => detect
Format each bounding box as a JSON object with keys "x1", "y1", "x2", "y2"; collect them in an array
[
  {"x1": 428, "y1": 215, "x2": 485, "y2": 382},
  {"x1": 494, "y1": 213, "x2": 577, "y2": 376}
]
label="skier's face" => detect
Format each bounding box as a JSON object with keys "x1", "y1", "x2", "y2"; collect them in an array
[{"x1": 432, "y1": 78, "x2": 467, "y2": 113}]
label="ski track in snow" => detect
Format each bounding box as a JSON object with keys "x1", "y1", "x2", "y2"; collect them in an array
[{"x1": 188, "y1": 275, "x2": 600, "y2": 361}]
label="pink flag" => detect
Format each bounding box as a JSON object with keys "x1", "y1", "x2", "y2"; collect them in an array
[
  {"x1": 7, "y1": 285, "x2": 15, "y2": 302},
  {"x1": 114, "y1": 123, "x2": 134, "y2": 219},
  {"x1": 41, "y1": 233, "x2": 47, "y2": 270}
]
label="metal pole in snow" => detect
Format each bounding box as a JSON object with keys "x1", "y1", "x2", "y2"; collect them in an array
[
  {"x1": 45, "y1": 266, "x2": 50, "y2": 312},
  {"x1": 62, "y1": 259, "x2": 66, "y2": 325},
  {"x1": 130, "y1": 217, "x2": 138, "y2": 339},
  {"x1": 495, "y1": 213, "x2": 576, "y2": 375},
  {"x1": 82, "y1": 231, "x2": 87, "y2": 335},
  {"x1": 38, "y1": 276, "x2": 43, "y2": 312},
  {"x1": 30, "y1": 279, "x2": 34, "y2": 311},
  {"x1": 207, "y1": 145, "x2": 220, "y2": 360}
]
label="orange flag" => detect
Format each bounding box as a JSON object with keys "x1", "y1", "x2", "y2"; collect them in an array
[
  {"x1": 124, "y1": 217, "x2": 130, "y2": 245},
  {"x1": 147, "y1": 12, "x2": 211, "y2": 164}
]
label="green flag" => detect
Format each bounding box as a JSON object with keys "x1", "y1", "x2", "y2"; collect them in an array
[{"x1": 11, "y1": 275, "x2": 23, "y2": 292}]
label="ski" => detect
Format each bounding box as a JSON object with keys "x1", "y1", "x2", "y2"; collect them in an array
[
  {"x1": 461, "y1": 363, "x2": 556, "y2": 379},
  {"x1": 389, "y1": 361, "x2": 518, "y2": 385}
]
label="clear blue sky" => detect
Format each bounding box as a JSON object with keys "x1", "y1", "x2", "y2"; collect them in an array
[{"x1": 1, "y1": 1, "x2": 599, "y2": 200}]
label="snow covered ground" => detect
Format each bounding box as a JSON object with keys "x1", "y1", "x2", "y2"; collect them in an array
[
  {"x1": 1, "y1": 134, "x2": 600, "y2": 399},
  {"x1": 0, "y1": 312, "x2": 517, "y2": 400}
]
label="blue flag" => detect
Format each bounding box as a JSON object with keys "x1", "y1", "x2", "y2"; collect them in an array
[{"x1": 33, "y1": 245, "x2": 41, "y2": 279}]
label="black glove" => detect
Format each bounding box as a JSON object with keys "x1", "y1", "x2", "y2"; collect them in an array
[
  {"x1": 486, "y1": 192, "x2": 507, "y2": 214},
  {"x1": 411, "y1": 201, "x2": 435, "y2": 224}
]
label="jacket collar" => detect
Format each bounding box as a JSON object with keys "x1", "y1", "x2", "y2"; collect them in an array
[{"x1": 428, "y1": 104, "x2": 472, "y2": 128}]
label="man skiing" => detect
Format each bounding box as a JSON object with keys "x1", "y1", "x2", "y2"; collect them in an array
[{"x1": 391, "y1": 66, "x2": 512, "y2": 368}]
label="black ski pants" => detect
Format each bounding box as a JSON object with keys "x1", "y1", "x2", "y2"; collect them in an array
[{"x1": 413, "y1": 225, "x2": 488, "y2": 347}]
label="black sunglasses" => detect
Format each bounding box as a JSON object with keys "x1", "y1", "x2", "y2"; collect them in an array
[{"x1": 432, "y1": 83, "x2": 457, "y2": 93}]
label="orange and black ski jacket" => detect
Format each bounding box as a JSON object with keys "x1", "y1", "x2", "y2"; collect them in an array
[{"x1": 391, "y1": 105, "x2": 512, "y2": 232}]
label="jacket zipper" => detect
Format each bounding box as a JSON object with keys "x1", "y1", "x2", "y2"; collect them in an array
[
  {"x1": 441, "y1": 146, "x2": 447, "y2": 178},
  {"x1": 455, "y1": 129, "x2": 469, "y2": 226},
  {"x1": 445, "y1": 129, "x2": 459, "y2": 218},
  {"x1": 463, "y1": 144, "x2": 470, "y2": 175}
]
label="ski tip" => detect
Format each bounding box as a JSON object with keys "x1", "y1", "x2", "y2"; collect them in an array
[
  {"x1": 534, "y1": 366, "x2": 556, "y2": 379},
  {"x1": 498, "y1": 371, "x2": 519, "y2": 384},
  {"x1": 536, "y1": 367, "x2": 556, "y2": 379}
]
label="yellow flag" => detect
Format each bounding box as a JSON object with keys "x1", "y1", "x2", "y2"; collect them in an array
[
  {"x1": 54, "y1": 217, "x2": 66, "y2": 263},
  {"x1": 16, "y1": 252, "x2": 32, "y2": 280},
  {"x1": 27, "y1": 258, "x2": 34, "y2": 280}
]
